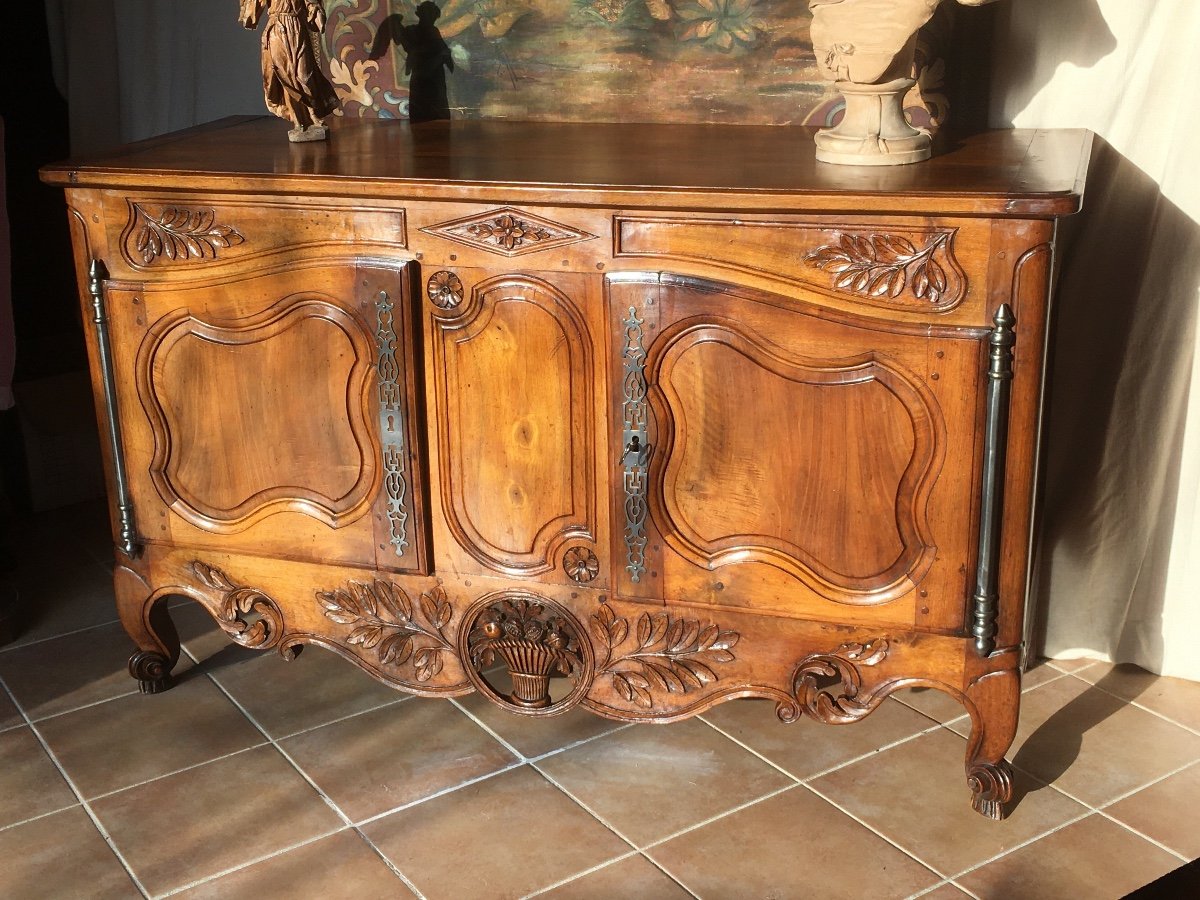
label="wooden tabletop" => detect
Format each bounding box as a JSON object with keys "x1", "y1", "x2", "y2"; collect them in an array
[{"x1": 43, "y1": 117, "x2": 1091, "y2": 218}]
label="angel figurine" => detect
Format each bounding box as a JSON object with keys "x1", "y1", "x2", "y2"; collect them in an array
[
  {"x1": 809, "y1": 0, "x2": 1000, "y2": 165},
  {"x1": 240, "y1": 0, "x2": 340, "y2": 142}
]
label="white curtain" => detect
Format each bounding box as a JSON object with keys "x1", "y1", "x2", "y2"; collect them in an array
[{"x1": 990, "y1": 0, "x2": 1200, "y2": 680}]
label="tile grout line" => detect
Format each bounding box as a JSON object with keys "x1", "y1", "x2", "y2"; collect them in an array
[
  {"x1": 0, "y1": 615, "x2": 124, "y2": 655},
  {"x1": 698, "y1": 709, "x2": 950, "y2": 786},
  {"x1": 267, "y1": 696, "x2": 410, "y2": 742},
  {"x1": 939, "y1": 808, "x2": 1097, "y2": 884},
  {"x1": 518, "y1": 849, "x2": 642, "y2": 899},
  {"x1": 179, "y1": 648, "x2": 432, "y2": 900},
  {"x1": 636, "y1": 782, "x2": 802, "y2": 854},
  {"x1": 1065, "y1": 670, "x2": 1200, "y2": 737},
  {"x1": 1094, "y1": 809, "x2": 1189, "y2": 864},
  {"x1": 151, "y1": 826, "x2": 353, "y2": 900},
  {"x1": 530, "y1": 762, "x2": 704, "y2": 899},
  {"x1": 0, "y1": 800, "x2": 83, "y2": 835},
  {"x1": 1095, "y1": 756, "x2": 1200, "y2": 812},
  {"x1": 84, "y1": 742, "x2": 271, "y2": 804},
  {"x1": 949, "y1": 879, "x2": 985, "y2": 900},
  {"x1": 25, "y1": 688, "x2": 144, "y2": 725},
  {"x1": 448, "y1": 697, "x2": 533, "y2": 760},
  {"x1": 351, "y1": 761, "x2": 528, "y2": 829},
  {"x1": 0, "y1": 677, "x2": 153, "y2": 899}
]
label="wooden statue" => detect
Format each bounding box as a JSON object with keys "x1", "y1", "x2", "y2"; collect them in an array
[
  {"x1": 240, "y1": 0, "x2": 340, "y2": 142},
  {"x1": 809, "y1": 0, "x2": 1001, "y2": 165}
]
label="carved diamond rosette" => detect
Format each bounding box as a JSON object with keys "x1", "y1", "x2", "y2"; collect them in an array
[
  {"x1": 125, "y1": 202, "x2": 245, "y2": 266},
  {"x1": 421, "y1": 207, "x2": 596, "y2": 258},
  {"x1": 459, "y1": 592, "x2": 594, "y2": 715},
  {"x1": 804, "y1": 230, "x2": 965, "y2": 309}
]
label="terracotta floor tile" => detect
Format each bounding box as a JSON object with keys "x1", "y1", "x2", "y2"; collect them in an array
[
  {"x1": 536, "y1": 718, "x2": 792, "y2": 846},
  {"x1": 0, "y1": 685, "x2": 21, "y2": 731},
  {"x1": 952, "y1": 675, "x2": 1200, "y2": 807},
  {"x1": 8, "y1": 558, "x2": 120, "y2": 649},
  {"x1": 0, "y1": 620, "x2": 191, "y2": 720},
  {"x1": 893, "y1": 685, "x2": 971, "y2": 724},
  {"x1": 456, "y1": 690, "x2": 625, "y2": 759},
  {"x1": 364, "y1": 766, "x2": 629, "y2": 899},
  {"x1": 892, "y1": 662, "x2": 1063, "y2": 727},
  {"x1": 37, "y1": 675, "x2": 264, "y2": 798},
  {"x1": 91, "y1": 744, "x2": 344, "y2": 897},
  {"x1": 173, "y1": 829, "x2": 415, "y2": 899},
  {"x1": 1106, "y1": 763, "x2": 1200, "y2": 859},
  {"x1": 539, "y1": 854, "x2": 691, "y2": 899},
  {"x1": 172, "y1": 600, "x2": 255, "y2": 665},
  {"x1": 649, "y1": 786, "x2": 939, "y2": 899},
  {"x1": 0, "y1": 806, "x2": 140, "y2": 899},
  {"x1": 280, "y1": 699, "x2": 517, "y2": 822},
  {"x1": 0, "y1": 725, "x2": 78, "y2": 828},
  {"x1": 702, "y1": 696, "x2": 937, "y2": 779},
  {"x1": 811, "y1": 728, "x2": 1087, "y2": 876},
  {"x1": 209, "y1": 644, "x2": 407, "y2": 739},
  {"x1": 1044, "y1": 657, "x2": 1099, "y2": 673},
  {"x1": 958, "y1": 814, "x2": 1181, "y2": 899},
  {"x1": 1075, "y1": 663, "x2": 1200, "y2": 732}
]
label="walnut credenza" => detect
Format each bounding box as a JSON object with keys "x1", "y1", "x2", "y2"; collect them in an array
[{"x1": 43, "y1": 120, "x2": 1090, "y2": 819}]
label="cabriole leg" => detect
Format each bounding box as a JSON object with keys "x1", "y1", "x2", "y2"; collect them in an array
[
  {"x1": 964, "y1": 666, "x2": 1019, "y2": 819},
  {"x1": 114, "y1": 564, "x2": 180, "y2": 694}
]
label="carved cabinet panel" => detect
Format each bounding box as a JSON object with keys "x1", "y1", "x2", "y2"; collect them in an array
[
  {"x1": 104, "y1": 257, "x2": 428, "y2": 571},
  {"x1": 426, "y1": 270, "x2": 605, "y2": 586},
  {"x1": 608, "y1": 274, "x2": 981, "y2": 631}
]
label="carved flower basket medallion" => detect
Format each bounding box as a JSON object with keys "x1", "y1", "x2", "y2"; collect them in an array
[{"x1": 460, "y1": 592, "x2": 594, "y2": 715}]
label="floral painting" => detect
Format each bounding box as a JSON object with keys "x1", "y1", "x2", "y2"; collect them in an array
[{"x1": 322, "y1": 0, "x2": 955, "y2": 127}]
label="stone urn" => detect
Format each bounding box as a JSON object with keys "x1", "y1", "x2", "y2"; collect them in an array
[{"x1": 810, "y1": 0, "x2": 1001, "y2": 165}]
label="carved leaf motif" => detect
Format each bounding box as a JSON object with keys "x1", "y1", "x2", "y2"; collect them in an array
[
  {"x1": 805, "y1": 231, "x2": 957, "y2": 305},
  {"x1": 784, "y1": 638, "x2": 891, "y2": 725},
  {"x1": 593, "y1": 607, "x2": 740, "y2": 710},
  {"x1": 130, "y1": 204, "x2": 245, "y2": 265},
  {"x1": 188, "y1": 561, "x2": 287, "y2": 654},
  {"x1": 316, "y1": 579, "x2": 455, "y2": 679}
]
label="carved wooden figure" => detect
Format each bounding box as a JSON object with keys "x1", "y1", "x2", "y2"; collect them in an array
[
  {"x1": 240, "y1": 0, "x2": 339, "y2": 141},
  {"x1": 42, "y1": 119, "x2": 1091, "y2": 821}
]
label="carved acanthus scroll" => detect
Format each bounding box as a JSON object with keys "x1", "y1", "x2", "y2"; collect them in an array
[
  {"x1": 190, "y1": 561, "x2": 290, "y2": 656},
  {"x1": 777, "y1": 638, "x2": 890, "y2": 724}
]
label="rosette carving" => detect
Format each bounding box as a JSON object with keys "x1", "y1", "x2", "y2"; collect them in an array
[
  {"x1": 466, "y1": 596, "x2": 585, "y2": 710},
  {"x1": 190, "y1": 561, "x2": 289, "y2": 655},
  {"x1": 562, "y1": 546, "x2": 600, "y2": 583},
  {"x1": 427, "y1": 270, "x2": 464, "y2": 309},
  {"x1": 805, "y1": 231, "x2": 962, "y2": 306},
  {"x1": 592, "y1": 605, "x2": 739, "y2": 710},
  {"x1": 778, "y1": 638, "x2": 890, "y2": 725},
  {"x1": 317, "y1": 580, "x2": 456, "y2": 683}
]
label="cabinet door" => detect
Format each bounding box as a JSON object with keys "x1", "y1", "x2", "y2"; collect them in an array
[
  {"x1": 103, "y1": 258, "x2": 429, "y2": 571},
  {"x1": 425, "y1": 269, "x2": 608, "y2": 589},
  {"x1": 609, "y1": 273, "x2": 982, "y2": 633}
]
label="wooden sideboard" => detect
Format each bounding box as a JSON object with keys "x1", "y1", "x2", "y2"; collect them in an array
[{"x1": 43, "y1": 119, "x2": 1090, "y2": 819}]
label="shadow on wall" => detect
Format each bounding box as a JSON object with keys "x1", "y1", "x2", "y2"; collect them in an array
[
  {"x1": 987, "y1": 0, "x2": 1118, "y2": 120},
  {"x1": 1032, "y1": 140, "x2": 1200, "y2": 671}
]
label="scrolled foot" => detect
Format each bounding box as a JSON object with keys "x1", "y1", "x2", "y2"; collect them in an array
[
  {"x1": 129, "y1": 650, "x2": 175, "y2": 694},
  {"x1": 968, "y1": 759, "x2": 1013, "y2": 820}
]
